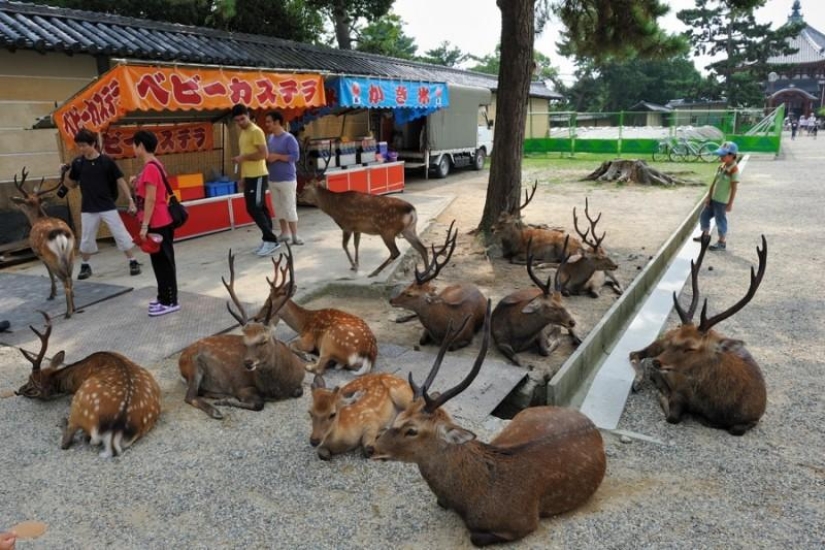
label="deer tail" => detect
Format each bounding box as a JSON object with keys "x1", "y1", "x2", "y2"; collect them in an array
[{"x1": 47, "y1": 229, "x2": 75, "y2": 281}]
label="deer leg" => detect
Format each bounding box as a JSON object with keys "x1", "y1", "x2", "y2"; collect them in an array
[
  {"x1": 353, "y1": 232, "x2": 361, "y2": 267},
  {"x1": 605, "y1": 271, "x2": 624, "y2": 294},
  {"x1": 470, "y1": 531, "x2": 512, "y2": 547},
  {"x1": 368, "y1": 236, "x2": 401, "y2": 277},
  {"x1": 184, "y1": 361, "x2": 224, "y2": 420},
  {"x1": 214, "y1": 387, "x2": 264, "y2": 412},
  {"x1": 45, "y1": 265, "x2": 57, "y2": 300},
  {"x1": 419, "y1": 329, "x2": 432, "y2": 346},
  {"x1": 567, "y1": 325, "x2": 582, "y2": 346},
  {"x1": 400, "y1": 226, "x2": 429, "y2": 265},
  {"x1": 64, "y1": 279, "x2": 75, "y2": 318},
  {"x1": 60, "y1": 419, "x2": 79, "y2": 449},
  {"x1": 496, "y1": 343, "x2": 523, "y2": 366},
  {"x1": 361, "y1": 427, "x2": 380, "y2": 458},
  {"x1": 306, "y1": 353, "x2": 334, "y2": 375},
  {"x1": 538, "y1": 327, "x2": 561, "y2": 356},
  {"x1": 342, "y1": 231, "x2": 358, "y2": 270}
]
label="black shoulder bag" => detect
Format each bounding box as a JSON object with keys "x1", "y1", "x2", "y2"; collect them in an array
[{"x1": 148, "y1": 160, "x2": 188, "y2": 229}]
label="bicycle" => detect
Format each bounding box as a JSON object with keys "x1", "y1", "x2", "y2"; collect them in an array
[{"x1": 653, "y1": 137, "x2": 720, "y2": 163}]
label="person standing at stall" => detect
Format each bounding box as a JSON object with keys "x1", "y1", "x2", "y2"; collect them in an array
[
  {"x1": 230, "y1": 104, "x2": 280, "y2": 256},
  {"x1": 132, "y1": 130, "x2": 179, "y2": 316},
  {"x1": 264, "y1": 111, "x2": 303, "y2": 245}
]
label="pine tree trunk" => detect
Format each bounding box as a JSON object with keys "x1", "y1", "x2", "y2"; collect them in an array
[
  {"x1": 332, "y1": 1, "x2": 352, "y2": 50},
  {"x1": 478, "y1": 0, "x2": 536, "y2": 233}
]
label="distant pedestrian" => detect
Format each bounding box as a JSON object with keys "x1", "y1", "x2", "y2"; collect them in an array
[
  {"x1": 60, "y1": 128, "x2": 141, "y2": 279},
  {"x1": 693, "y1": 141, "x2": 740, "y2": 252},
  {"x1": 264, "y1": 111, "x2": 303, "y2": 246},
  {"x1": 231, "y1": 104, "x2": 280, "y2": 256},
  {"x1": 132, "y1": 130, "x2": 179, "y2": 317},
  {"x1": 791, "y1": 118, "x2": 798, "y2": 140}
]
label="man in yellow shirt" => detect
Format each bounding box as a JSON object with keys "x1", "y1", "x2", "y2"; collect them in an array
[{"x1": 231, "y1": 104, "x2": 280, "y2": 256}]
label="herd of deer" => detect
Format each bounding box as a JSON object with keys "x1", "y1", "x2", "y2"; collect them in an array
[{"x1": 10, "y1": 170, "x2": 769, "y2": 546}]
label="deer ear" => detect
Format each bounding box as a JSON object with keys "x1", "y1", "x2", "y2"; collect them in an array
[
  {"x1": 311, "y1": 374, "x2": 326, "y2": 390},
  {"x1": 437, "y1": 424, "x2": 476, "y2": 445},
  {"x1": 567, "y1": 254, "x2": 583, "y2": 263},
  {"x1": 340, "y1": 389, "x2": 365, "y2": 406},
  {"x1": 521, "y1": 298, "x2": 542, "y2": 314},
  {"x1": 50, "y1": 351, "x2": 66, "y2": 368}
]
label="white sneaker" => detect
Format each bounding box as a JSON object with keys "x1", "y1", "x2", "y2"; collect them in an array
[
  {"x1": 256, "y1": 241, "x2": 281, "y2": 256},
  {"x1": 252, "y1": 241, "x2": 266, "y2": 254}
]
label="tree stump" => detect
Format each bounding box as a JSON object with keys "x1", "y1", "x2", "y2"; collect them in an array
[{"x1": 583, "y1": 159, "x2": 686, "y2": 186}]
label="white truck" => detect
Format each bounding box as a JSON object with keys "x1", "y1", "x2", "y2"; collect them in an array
[{"x1": 394, "y1": 85, "x2": 494, "y2": 179}]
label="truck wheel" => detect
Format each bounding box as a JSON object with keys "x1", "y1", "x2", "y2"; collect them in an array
[
  {"x1": 472, "y1": 148, "x2": 486, "y2": 170},
  {"x1": 435, "y1": 155, "x2": 450, "y2": 178}
]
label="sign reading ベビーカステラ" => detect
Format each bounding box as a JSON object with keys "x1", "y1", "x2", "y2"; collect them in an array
[
  {"x1": 53, "y1": 65, "x2": 326, "y2": 145},
  {"x1": 102, "y1": 123, "x2": 213, "y2": 159}
]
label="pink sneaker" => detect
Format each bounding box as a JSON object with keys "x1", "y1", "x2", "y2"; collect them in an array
[{"x1": 148, "y1": 303, "x2": 180, "y2": 317}]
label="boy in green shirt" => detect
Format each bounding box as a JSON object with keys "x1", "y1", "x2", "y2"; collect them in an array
[{"x1": 694, "y1": 141, "x2": 739, "y2": 251}]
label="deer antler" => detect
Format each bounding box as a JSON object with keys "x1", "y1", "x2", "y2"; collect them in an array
[
  {"x1": 19, "y1": 310, "x2": 52, "y2": 372},
  {"x1": 673, "y1": 234, "x2": 711, "y2": 325},
  {"x1": 414, "y1": 220, "x2": 457, "y2": 285},
  {"x1": 526, "y1": 236, "x2": 569, "y2": 295},
  {"x1": 553, "y1": 235, "x2": 571, "y2": 292},
  {"x1": 222, "y1": 249, "x2": 249, "y2": 326},
  {"x1": 519, "y1": 180, "x2": 538, "y2": 212},
  {"x1": 698, "y1": 235, "x2": 767, "y2": 333},
  {"x1": 13, "y1": 167, "x2": 29, "y2": 195},
  {"x1": 573, "y1": 198, "x2": 605, "y2": 251},
  {"x1": 409, "y1": 300, "x2": 492, "y2": 413},
  {"x1": 264, "y1": 243, "x2": 296, "y2": 325}
]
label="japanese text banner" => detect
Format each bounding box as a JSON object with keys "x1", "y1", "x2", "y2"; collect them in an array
[
  {"x1": 54, "y1": 65, "x2": 326, "y2": 145},
  {"x1": 326, "y1": 77, "x2": 449, "y2": 110},
  {"x1": 103, "y1": 123, "x2": 213, "y2": 159}
]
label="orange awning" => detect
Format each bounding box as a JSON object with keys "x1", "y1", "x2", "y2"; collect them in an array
[{"x1": 53, "y1": 64, "x2": 326, "y2": 145}]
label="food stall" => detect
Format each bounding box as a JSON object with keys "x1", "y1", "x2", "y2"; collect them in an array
[
  {"x1": 51, "y1": 62, "x2": 326, "y2": 241},
  {"x1": 296, "y1": 76, "x2": 450, "y2": 195}
]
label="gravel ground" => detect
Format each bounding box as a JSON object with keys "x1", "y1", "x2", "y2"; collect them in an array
[{"x1": 1, "y1": 135, "x2": 823, "y2": 548}]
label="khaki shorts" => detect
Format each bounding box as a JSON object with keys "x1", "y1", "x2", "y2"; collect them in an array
[
  {"x1": 79, "y1": 210, "x2": 135, "y2": 254},
  {"x1": 268, "y1": 179, "x2": 298, "y2": 222}
]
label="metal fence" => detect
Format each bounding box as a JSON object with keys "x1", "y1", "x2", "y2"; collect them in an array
[{"x1": 523, "y1": 105, "x2": 784, "y2": 157}]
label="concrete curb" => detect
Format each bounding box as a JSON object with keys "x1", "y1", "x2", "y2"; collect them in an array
[{"x1": 547, "y1": 192, "x2": 707, "y2": 406}]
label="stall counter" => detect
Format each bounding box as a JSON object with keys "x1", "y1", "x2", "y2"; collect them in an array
[{"x1": 324, "y1": 161, "x2": 405, "y2": 195}]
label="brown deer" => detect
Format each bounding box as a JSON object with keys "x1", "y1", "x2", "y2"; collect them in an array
[
  {"x1": 491, "y1": 180, "x2": 584, "y2": 264},
  {"x1": 178, "y1": 249, "x2": 305, "y2": 419},
  {"x1": 16, "y1": 311, "x2": 161, "y2": 457},
  {"x1": 491, "y1": 238, "x2": 581, "y2": 366},
  {"x1": 257, "y1": 247, "x2": 378, "y2": 376},
  {"x1": 10, "y1": 167, "x2": 76, "y2": 318},
  {"x1": 629, "y1": 234, "x2": 768, "y2": 435},
  {"x1": 371, "y1": 303, "x2": 606, "y2": 547},
  {"x1": 308, "y1": 373, "x2": 413, "y2": 460},
  {"x1": 298, "y1": 179, "x2": 428, "y2": 277},
  {"x1": 389, "y1": 221, "x2": 487, "y2": 350},
  {"x1": 556, "y1": 198, "x2": 623, "y2": 298}
]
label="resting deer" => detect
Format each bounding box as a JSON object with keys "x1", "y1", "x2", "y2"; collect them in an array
[
  {"x1": 16, "y1": 311, "x2": 161, "y2": 457},
  {"x1": 372, "y1": 303, "x2": 606, "y2": 547},
  {"x1": 556, "y1": 198, "x2": 623, "y2": 298},
  {"x1": 298, "y1": 179, "x2": 428, "y2": 277},
  {"x1": 256, "y1": 247, "x2": 378, "y2": 376},
  {"x1": 491, "y1": 238, "x2": 581, "y2": 366},
  {"x1": 178, "y1": 249, "x2": 305, "y2": 419},
  {"x1": 389, "y1": 221, "x2": 487, "y2": 350},
  {"x1": 491, "y1": 180, "x2": 584, "y2": 264},
  {"x1": 10, "y1": 167, "x2": 76, "y2": 318},
  {"x1": 309, "y1": 373, "x2": 413, "y2": 460},
  {"x1": 629, "y1": 235, "x2": 768, "y2": 435}
]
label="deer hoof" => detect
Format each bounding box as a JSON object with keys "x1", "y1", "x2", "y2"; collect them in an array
[
  {"x1": 210, "y1": 409, "x2": 224, "y2": 420},
  {"x1": 292, "y1": 387, "x2": 304, "y2": 398},
  {"x1": 362, "y1": 445, "x2": 375, "y2": 458},
  {"x1": 317, "y1": 447, "x2": 332, "y2": 461}
]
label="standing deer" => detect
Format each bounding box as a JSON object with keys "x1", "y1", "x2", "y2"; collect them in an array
[
  {"x1": 178, "y1": 250, "x2": 305, "y2": 419},
  {"x1": 557, "y1": 198, "x2": 623, "y2": 298},
  {"x1": 10, "y1": 167, "x2": 76, "y2": 318},
  {"x1": 491, "y1": 180, "x2": 584, "y2": 263},
  {"x1": 308, "y1": 373, "x2": 413, "y2": 460},
  {"x1": 371, "y1": 303, "x2": 606, "y2": 547},
  {"x1": 16, "y1": 312, "x2": 161, "y2": 457},
  {"x1": 298, "y1": 179, "x2": 428, "y2": 277},
  {"x1": 491, "y1": 238, "x2": 581, "y2": 366},
  {"x1": 389, "y1": 221, "x2": 487, "y2": 350},
  {"x1": 629, "y1": 235, "x2": 768, "y2": 435},
  {"x1": 257, "y1": 246, "x2": 378, "y2": 376}
]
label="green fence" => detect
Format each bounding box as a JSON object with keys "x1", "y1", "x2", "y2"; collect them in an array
[{"x1": 524, "y1": 106, "x2": 784, "y2": 157}]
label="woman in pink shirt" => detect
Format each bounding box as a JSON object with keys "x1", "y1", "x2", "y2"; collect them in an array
[{"x1": 132, "y1": 130, "x2": 179, "y2": 316}]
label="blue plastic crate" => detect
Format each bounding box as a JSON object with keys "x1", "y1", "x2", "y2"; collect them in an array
[{"x1": 205, "y1": 181, "x2": 236, "y2": 197}]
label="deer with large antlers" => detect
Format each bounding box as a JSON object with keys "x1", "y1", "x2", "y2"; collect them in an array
[
  {"x1": 491, "y1": 237, "x2": 581, "y2": 366},
  {"x1": 16, "y1": 312, "x2": 161, "y2": 457},
  {"x1": 308, "y1": 373, "x2": 413, "y2": 460},
  {"x1": 389, "y1": 221, "x2": 487, "y2": 350},
  {"x1": 297, "y1": 179, "x2": 428, "y2": 277},
  {"x1": 556, "y1": 198, "x2": 623, "y2": 298},
  {"x1": 11, "y1": 167, "x2": 76, "y2": 318},
  {"x1": 371, "y1": 303, "x2": 606, "y2": 547},
  {"x1": 629, "y1": 235, "x2": 768, "y2": 435},
  {"x1": 491, "y1": 180, "x2": 585, "y2": 264},
  {"x1": 178, "y1": 249, "x2": 306, "y2": 419}
]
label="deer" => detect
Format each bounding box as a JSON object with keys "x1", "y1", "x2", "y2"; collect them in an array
[
  {"x1": 255, "y1": 246, "x2": 378, "y2": 376},
  {"x1": 491, "y1": 237, "x2": 581, "y2": 366},
  {"x1": 371, "y1": 302, "x2": 606, "y2": 547},
  {"x1": 15, "y1": 311, "x2": 161, "y2": 457},
  {"x1": 297, "y1": 179, "x2": 428, "y2": 277},
  {"x1": 10, "y1": 167, "x2": 76, "y2": 318},
  {"x1": 556, "y1": 198, "x2": 623, "y2": 298},
  {"x1": 389, "y1": 221, "x2": 487, "y2": 350},
  {"x1": 629, "y1": 234, "x2": 768, "y2": 435},
  {"x1": 491, "y1": 180, "x2": 585, "y2": 264},
  {"x1": 178, "y1": 249, "x2": 306, "y2": 419},
  {"x1": 308, "y1": 373, "x2": 414, "y2": 460}
]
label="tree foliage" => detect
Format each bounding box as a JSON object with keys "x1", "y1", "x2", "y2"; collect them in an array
[
  {"x1": 355, "y1": 13, "x2": 418, "y2": 59},
  {"x1": 306, "y1": 0, "x2": 394, "y2": 50},
  {"x1": 677, "y1": 0, "x2": 803, "y2": 107},
  {"x1": 419, "y1": 41, "x2": 468, "y2": 68}
]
